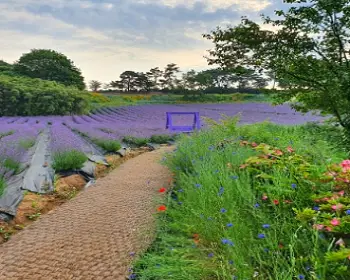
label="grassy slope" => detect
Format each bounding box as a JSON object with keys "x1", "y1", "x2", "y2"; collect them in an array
[{"x1": 131, "y1": 120, "x2": 349, "y2": 280}]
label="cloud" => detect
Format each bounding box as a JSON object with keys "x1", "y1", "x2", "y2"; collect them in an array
[{"x1": 0, "y1": 0, "x2": 277, "y2": 83}]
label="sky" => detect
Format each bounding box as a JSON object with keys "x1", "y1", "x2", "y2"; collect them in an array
[{"x1": 0, "y1": 0, "x2": 284, "y2": 85}]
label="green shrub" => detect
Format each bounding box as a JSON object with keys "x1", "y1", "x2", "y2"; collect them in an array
[
  {"x1": 0, "y1": 177, "x2": 6, "y2": 197},
  {"x1": 123, "y1": 136, "x2": 149, "y2": 147},
  {"x1": 18, "y1": 138, "x2": 36, "y2": 150},
  {"x1": 149, "y1": 134, "x2": 176, "y2": 144},
  {"x1": 0, "y1": 74, "x2": 89, "y2": 116},
  {"x1": 93, "y1": 139, "x2": 121, "y2": 152},
  {"x1": 52, "y1": 150, "x2": 87, "y2": 172},
  {"x1": 133, "y1": 119, "x2": 348, "y2": 279},
  {"x1": 3, "y1": 158, "x2": 21, "y2": 174}
]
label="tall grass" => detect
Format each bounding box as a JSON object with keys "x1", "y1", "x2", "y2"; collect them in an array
[
  {"x1": 132, "y1": 119, "x2": 348, "y2": 280},
  {"x1": 52, "y1": 150, "x2": 88, "y2": 172}
]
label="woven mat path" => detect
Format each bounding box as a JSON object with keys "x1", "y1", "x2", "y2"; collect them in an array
[{"x1": 0, "y1": 147, "x2": 173, "y2": 280}]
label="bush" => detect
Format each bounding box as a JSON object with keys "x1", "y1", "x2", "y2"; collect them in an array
[
  {"x1": 149, "y1": 134, "x2": 176, "y2": 144},
  {"x1": 92, "y1": 139, "x2": 121, "y2": 152},
  {"x1": 133, "y1": 119, "x2": 349, "y2": 279},
  {"x1": 123, "y1": 136, "x2": 149, "y2": 147},
  {"x1": 0, "y1": 177, "x2": 5, "y2": 197},
  {"x1": 0, "y1": 74, "x2": 90, "y2": 116},
  {"x1": 52, "y1": 150, "x2": 87, "y2": 172},
  {"x1": 3, "y1": 158, "x2": 21, "y2": 174}
]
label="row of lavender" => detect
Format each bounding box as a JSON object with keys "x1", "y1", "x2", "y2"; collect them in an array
[{"x1": 0, "y1": 103, "x2": 324, "y2": 194}]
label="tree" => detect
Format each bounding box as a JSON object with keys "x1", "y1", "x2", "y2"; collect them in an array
[
  {"x1": 182, "y1": 70, "x2": 198, "y2": 90},
  {"x1": 13, "y1": 49, "x2": 85, "y2": 90},
  {"x1": 161, "y1": 63, "x2": 180, "y2": 89},
  {"x1": 204, "y1": 0, "x2": 350, "y2": 133},
  {"x1": 89, "y1": 80, "x2": 102, "y2": 92},
  {"x1": 146, "y1": 67, "x2": 163, "y2": 90},
  {"x1": 110, "y1": 71, "x2": 139, "y2": 92},
  {"x1": 135, "y1": 72, "x2": 153, "y2": 92}
]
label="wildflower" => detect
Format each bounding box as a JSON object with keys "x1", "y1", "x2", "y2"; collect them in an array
[
  {"x1": 209, "y1": 146, "x2": 215, "y2": 151},
  {"x1": 230, "y1": 175, "x2": 239, "y2": 180},
  {"x1": 298, "y1": 275, "x2": 305, "y2": 280},
  {"x1": 254, "y1": 203, "x2": 260, "y2": 208},
  {"x1": 313, "y1": 206, "x2": 320, "y2": 211},
  {"x1": 178, "y1": 202, "x2": 183, "y2": 205},
  {"x1": 275, "y1": 150, "x2": 283, "y2": 156},
  {"x1": 158, "y1": 187, "x2": 166, "y2": 193},
  {"x1": 208, "y1": 253, "x2": 214, "y2": 258},
  {"x1": 264, "y1": 248, "x2": 269, "y2": 252},
  {"x1": 331, "y1": 204, "x2": 344, "y2": 211},
  {"x1": 251, "y1": 142, "x2": 258, "y2": 147},
  {"x1": 195, "y1": 183, "x2": 202, "y2": 188},
  {"x1": 335, "y1": 238, "x2": 345, "y2": 247},
  {"x1": 287, "y1": 146, "x2": 294, "y2": 153},
  {"x1": 262, "y1": 224, "x2": 270, "y2": 229},
  {"x1": 178, "y1": 189, "x2": 184, "y2": 193},
  {"x1": 291, "y1": 183, "x2": 297, "y2": 189},
  {"x1": 331, "y1": 218, "x2": 340, "y2": 226},
  {"x1": 273, "y1": 199, "x2": 280, "y2": 205},
  {"x1": 346, "y1": 209, "x2": 350, "y2": 215},
  {"x1": 129, "y1": 252, "x2": 136, "y2": 257},
  {"x1": 325, "y1": 226, "x2": 333, "y2": 232},
  {"x1": 157, "y1": 205, "x2": 167, "y2": 212},
  {"x1": 218, "y1": 186, "x2": 225, "y2": 196},
  {"x1": 220, "y1": 208, "x2": 227, "y2": 213},
  {"x1": 262, "y1": 194, "x2": 268, "y2": 201},
  {"x1": 129, "y1": 274, "x2": 137, "y2": 279},
  {"x1": 258, "y1": 233, "x2": 266, "y2": 239},
  {"x1": 341, "y1": 159, "x2": 350, "y2": 171},
  {"x1": 313, "y1": 224, "x2": 324, "y2": 230},
  {"x1": 227, "y1": 223, "x2": 234, "y2": 228},
  {"x1": 229, "y1": 260, "x2": 234, "y2": 265}
]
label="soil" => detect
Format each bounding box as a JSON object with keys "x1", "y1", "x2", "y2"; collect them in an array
[{"x1": 0, "y1": 146, "x2": 174, "y2": 279}]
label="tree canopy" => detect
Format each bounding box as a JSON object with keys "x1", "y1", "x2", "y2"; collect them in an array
[
  {"x1": 14, "y1": 49, "x2": 86, "y2": 90},
  {"x1": 204, "y1": 0, "x2": 350, "y2": 131}
]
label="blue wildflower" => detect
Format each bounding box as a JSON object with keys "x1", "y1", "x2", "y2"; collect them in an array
[
  {"x1": 129, "y1": 252, "x2": 136, "y2": 257},
  {"x1": 258, "y1": 233, "x2": 266, "y2": 239},
  {"x1": 346, "y1": 210, "x2": 350, "y2": 215},
  {"x1": 262, "y1": 224, "x2": 270, "y2": 229},
  {"x1": 313, "y1": 206, "x2": 320, "y2": 211},
  {"x1": 306, "y1": 266, "x2": 311, "y2": 271},
  {"x1": 220, "y1": 208, "x2": 227, "y2": 213},
  {"x1": 208, "y1": 217, "x2": 213, "y2": 221},
  {"x1": 227, "y1": 223, "x2": 233, "y2": 228},
  {"x1": 274, "y1": 137, "x2": 279, "y2": 141},
  {"x1": 129, "y1": 274, "x2": 137, "y2": 279},
  {"x1": 298, "y1": 275, "x2": 305, "y2": 280},
  {"x1": 214, "y1": 170, "x2": 219, "y2": 173},
  {"x1": 254, "y1": 203, "x2": 260, "y2": 208},
  {"x1": 221, "y1": 239, "x2": 234, "y2": 246},
  {"x1": 291, "y1": 183, "x2": 297, "y2": 189},
  {"x1": 208, "y1": 253, "x2": 214, "y2": 258},
  {"x1": 264, "y1": 248, "x2": 269, "y2": 252},
  {"x1": 218, "y1": 186, "x2": 225, "y2": 196},
  {"x1": 178, "y1": 202, "x2": 183, "y2": 205},
  {"x1": 229, "y1": 260, "x2": 234, "y2": 265},
  {"x1": 178, "y1": 189, "x2": 184, "y2": 193},
  {"x1": 195, "y1": 183, "x2": 202, "y2": 188},
  {"x1": 230, "y1": 175, "x2": 239, "y2": 180},
  {"x1": 209, "y1": 146, "x2": 215, "y2": 151}
]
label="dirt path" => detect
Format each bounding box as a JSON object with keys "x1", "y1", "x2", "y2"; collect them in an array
[{"x1": 0, "y1": 147, "x2": 173, "y2": 280}]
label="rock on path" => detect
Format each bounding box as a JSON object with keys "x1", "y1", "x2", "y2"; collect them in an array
[{"x1": 0, "y1": 147, "x2": 173, "y2": 280}]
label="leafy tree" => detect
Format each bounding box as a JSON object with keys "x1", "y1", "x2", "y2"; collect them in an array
[
  {"x1": 204, "y1": 0, "x2": 350, "y2": 132},
  {"x1": 182, "y1": 70, "x2": 198, "y2": 90},
  {"x1": 135, "y1": 72, "x2": 153, "y2": 92},
  {"x1": 13, "y1": 49, "x2": 85, "y2": 90},
  {"x1": 110, "y1": 71, "x2": 139, "y2": 92},
  {"x1": 161, "y1": 63, "x2": 180, "y2": 89},
  {"x1": 146, "y1": 67, "x2": 163, "y2": 90},
  {"x1": 89, "y1": 80, "x2": 102, "y2": 92},
  {"x1": 195, "y1": 71, "x2": 214, "y2": 91}
]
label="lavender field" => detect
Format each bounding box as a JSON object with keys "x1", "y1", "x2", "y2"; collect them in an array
[{"x1": 0, "y1": 103, "x2": 323, "y2": 213}]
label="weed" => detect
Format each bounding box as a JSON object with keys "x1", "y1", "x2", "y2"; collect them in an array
[{"x1": 52, "y1": 150, "x2": 87, "y2": 172}]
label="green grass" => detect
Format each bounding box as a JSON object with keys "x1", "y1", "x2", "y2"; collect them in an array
[
  {"x1": 3, "y1": 158, "x2": 21, "y2": 174},
  {"x1": 18, "y1": 138, "x2": 36, "y2": 149},
  {"x1": 92, "y1": 138, "x2": 122, "y2": 152},
  {"x1": 0, "y1": 177, "x2": 6, "y2": 197},
  {"x1": 52, "y1": 150, "x2": 88, "y2": 172},
  {"x1": 131, "y1": 119, "x2": 349, "y2": 280}
]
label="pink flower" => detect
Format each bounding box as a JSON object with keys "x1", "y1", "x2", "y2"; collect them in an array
[
  {"x1": 335, "y1": 238, "x2": 345, "y2": 247},
  {"x1": 338, "y1": 190, "x2": 345, "y2": 196},
  {"x1": 313, "y1": 224, "x2": 324, "y2": 230},
  {"x1": 325, "y1": 226, "x2": 333, "y2": 232},
  {"x1": 341, "y1": 160, "x2": 350, "y2": 171},
  {"x1": 262, "y1": 194, "x2": 268, "y2": 201},
  {"x1": 251, "y1": 142, "x2": 258, "y2": 147},
  {"x1": 330, "y1": 218, "x2": 341, "y2": 226},
  {"x1": 331, "y1": 204, "x2": 344, "y2": 211},
  {"x1": 287, "y1": 146, "x2": 294, "y2": 153},
  {"x1": 275, "y1": 150, "x2": 283, "y2": 156}
]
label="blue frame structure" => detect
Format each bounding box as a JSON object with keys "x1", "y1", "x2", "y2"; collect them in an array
[{"x1": 166, "y1": 112, "x2": 201, "y2": 132}]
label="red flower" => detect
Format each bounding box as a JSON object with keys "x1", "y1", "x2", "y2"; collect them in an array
[
  {"x1": 157, "y1": 205, "x2": 167, "y2": 212},
  {"x1": 275, "y1": 150, "x2": 283, "y2": 156},
  {"x1": 273, "y1": 199, "x2": 280, "y2": 205},
  {"x1": 159, "y1": 187, "x2": 166, "y2": 193},
  {"x1": 287, "y1": 146, "x2": 294, "y2": 153}
]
